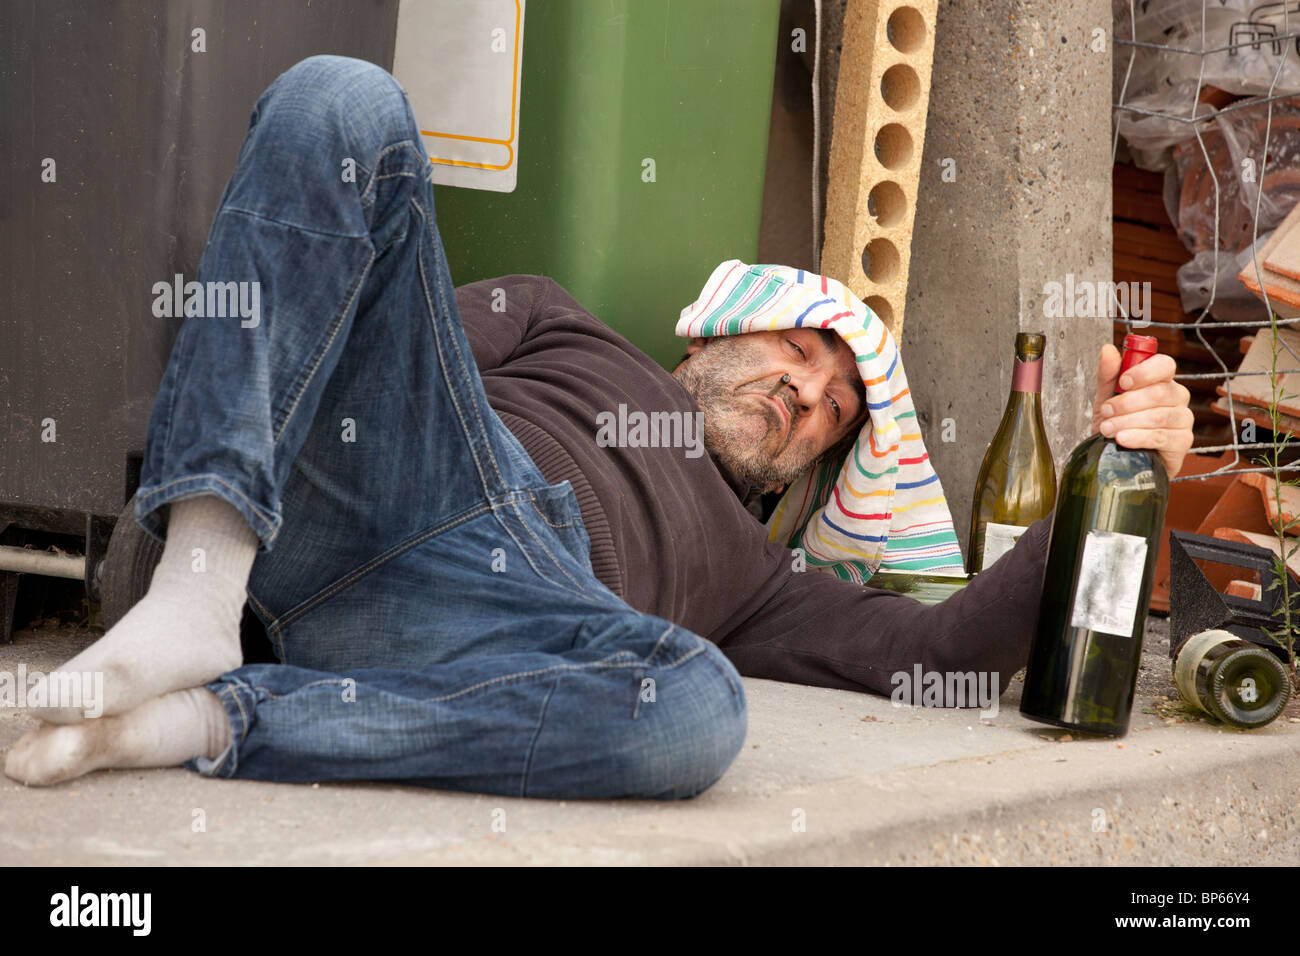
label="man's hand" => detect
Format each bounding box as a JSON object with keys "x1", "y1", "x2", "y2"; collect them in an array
[{"x1": 1091, "y1": 342, "x2": 1195, "y2": 477}]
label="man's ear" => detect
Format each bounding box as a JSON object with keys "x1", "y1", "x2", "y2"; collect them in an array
[{"x1": 685, "y1": 336, "x2": 710, "y2": 356}]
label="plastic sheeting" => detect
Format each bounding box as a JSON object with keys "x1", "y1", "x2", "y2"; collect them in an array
[{"x1": 1114, "y1": 0, "x2": 1300, "y2": 170}]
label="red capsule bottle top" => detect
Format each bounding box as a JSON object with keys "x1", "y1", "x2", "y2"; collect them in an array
[
  {"x1": 1116, "y1": 334, "x2": 1159, "y2": 394},
  {"x1": 1122, "y1": 333, "x2": 1158, "y2": 355}
]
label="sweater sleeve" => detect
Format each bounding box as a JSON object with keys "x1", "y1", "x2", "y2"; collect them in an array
[
  {"x1": 712, "y1": 514, "x2": 1053, "y2": 700},
  {"x1": 454, "y1": 274, "x2": 553, "y2": 372}
]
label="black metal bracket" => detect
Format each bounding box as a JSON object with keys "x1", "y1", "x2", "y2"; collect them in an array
[{"x1": 1168, "y1": 529, "x2": 1300, "y2": 658}]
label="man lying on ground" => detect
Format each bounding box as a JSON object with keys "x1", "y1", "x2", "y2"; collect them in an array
[{"x1": 4, "y1": 56, "x2": 1193, "y2": 797}]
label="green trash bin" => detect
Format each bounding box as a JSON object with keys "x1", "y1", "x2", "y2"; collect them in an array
[{"x1": 433, "y1": 0, "x2": 781, "y2": 371}]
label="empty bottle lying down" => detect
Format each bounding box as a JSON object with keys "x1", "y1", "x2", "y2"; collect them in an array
[{"x1": 1174, "y1": 629, "x2": 1292, "y2": 730}]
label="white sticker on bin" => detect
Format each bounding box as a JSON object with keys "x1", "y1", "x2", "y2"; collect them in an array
[
  {"x1": 1069, "y1": 529, "x2": 1148, "y2": 637},
  {"x1": 392, "y1": 0, "x2": 526, "y2": 193}
]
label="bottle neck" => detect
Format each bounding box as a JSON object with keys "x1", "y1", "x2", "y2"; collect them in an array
[
  {"x1": 1115, "y1": 344, "x2": 1156, "y2": 394},
  {"x1": 1174, "y1": 630, "x2": 1235, "y2": 708},
  {"x1": 1011, "y1": 355, "x2": 1043, "y2": 394},
  {"x1": 1005, "y1": 391, "x2": 1042, "y2": 416}
]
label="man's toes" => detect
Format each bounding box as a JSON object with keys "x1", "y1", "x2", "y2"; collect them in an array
[{"x1": 4, "y1": 723, "x2": 100, "y2": 786}]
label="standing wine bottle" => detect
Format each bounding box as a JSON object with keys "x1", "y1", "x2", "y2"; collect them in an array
[
  {"x1": 1020, "y1": 334, "x2": 1170, "y2": 737},
  {"x1": 1174, "y1": 629, "x2": 1291, "y2": 729},
  {"x1": 967, "y1": 332, "x2": 1057, "y2": 573}
]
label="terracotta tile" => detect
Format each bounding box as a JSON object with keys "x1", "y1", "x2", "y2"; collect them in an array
[
  {"x1": 1196, "y1": 475, "x2": 1274, "y2": 537},
  {"x1": 1238, "y1": 266, "x2": 1300, "y2": 316},
  {"x1": 1263, "y1": 203, "x2": 1300, "y2": 281},
  {"x1": 1239, "y1": 470, "x2": 1300, "y2": 535},
  {"x1": 1168, "y1": 475, "x2": 1279, "y2": 599},
  {"x1": 1210, "y1": 396, "x2": 1300, "y2": 433},
  {"x1": 1213, "y1": 326, "x2": 1300, "y2": 416},
  {"x1": 1212, "y1": 526, "x2": 1300, "y2": 578},
  {"x1": 1225, "y1": 579, "x2": 1263, "y2": 600},
  {"x1": 1151, "y1": 452, "x2": 1253, "y2": 613}
]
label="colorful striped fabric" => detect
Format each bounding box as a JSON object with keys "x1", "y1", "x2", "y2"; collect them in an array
[{"x1": 677, "y1": 260, "x2": 965, "y2": 582}]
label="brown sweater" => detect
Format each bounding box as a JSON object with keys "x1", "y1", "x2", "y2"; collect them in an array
[{"x1": 457, "y1": 274, "x2": 1052, "y2": 699}]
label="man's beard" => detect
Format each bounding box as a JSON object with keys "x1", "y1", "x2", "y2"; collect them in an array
[{"x1": 671, "y1": 336, "x2": 826, "y2": 487}]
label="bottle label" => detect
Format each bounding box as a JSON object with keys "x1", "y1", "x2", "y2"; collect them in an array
[
  {"x1": 981, "y1": 522, "x2": 1028, "y2": 569},
  {"x1": 1068, "y1": 530, "x2": 1149, "y2": 636},
  {"x1": 1173, "y1": 629, "x2": 1235, "y2": 711}
]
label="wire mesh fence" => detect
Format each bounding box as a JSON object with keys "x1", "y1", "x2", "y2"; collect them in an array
[{"x1": 1113, "y1": 0, "x2": 1300, "y2": 480}]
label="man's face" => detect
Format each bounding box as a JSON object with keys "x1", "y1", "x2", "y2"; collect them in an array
[{"x1": 671, "y1": 328, "x2": 869, "y2": 492}]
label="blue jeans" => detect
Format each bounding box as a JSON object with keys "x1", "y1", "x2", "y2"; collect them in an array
[{"x1": 133, "y1": 55, "x2": 746, "y2": 799}]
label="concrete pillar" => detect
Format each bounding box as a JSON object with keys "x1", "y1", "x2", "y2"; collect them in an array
[{"x1": 901, "y1": 0, "x2": 1113, "y2": 553}]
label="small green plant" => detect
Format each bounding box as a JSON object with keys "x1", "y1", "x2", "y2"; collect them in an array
[{"x1": 1260, "y1": 314, "x2": 1299, "y2": 689}]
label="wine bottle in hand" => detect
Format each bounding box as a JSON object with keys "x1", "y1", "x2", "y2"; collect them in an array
[
  {"x1": 1020, "y1": 334, "x2": 1170, "y2": 737},
  {"x1": 968, "y1": 332, "x2": 1056, "y2": 573}
]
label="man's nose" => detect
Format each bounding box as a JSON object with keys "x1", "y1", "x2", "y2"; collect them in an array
[{"x1": 788, "y1": 368, "x2": 830, "y2": 410}]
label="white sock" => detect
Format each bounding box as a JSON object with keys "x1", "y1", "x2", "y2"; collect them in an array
[
  {"x1": 4, "y1": 687, "x2": 231, "y2": 786},
  {"x1": 27, "y1": 494, "x2": 258, "y2": 723}
]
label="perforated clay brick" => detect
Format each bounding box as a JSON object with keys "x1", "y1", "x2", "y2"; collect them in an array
[{"x1": 821, "y1": 0, "x2": 936, "y2": 342}]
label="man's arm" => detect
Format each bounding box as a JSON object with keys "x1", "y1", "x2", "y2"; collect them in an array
[
  {"x1": 454, "y1": 274, "x2": 554, "y2": 372},
  {"x1": 714, "y1": 340, "x2": 1192, "y2": 698},
  {"x1": 712, "y1": 516, "x2": 1052, "y2": 698}
]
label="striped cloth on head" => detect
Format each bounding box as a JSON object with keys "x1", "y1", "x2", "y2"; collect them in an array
[{"x1": 677, "y1": 260, "x2": 965, "y2": 582}]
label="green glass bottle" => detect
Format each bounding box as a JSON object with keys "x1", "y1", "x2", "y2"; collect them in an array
[
  {"x1": 864, "y1": 569, "x2": 971, "y2": 606},
  {"x1": 967, "y1": 332, "x2": 1057, "y2": 573},
  {"x1": 1174, "y1": 629, "x2": 1292, "y2": 729},
  {"x1": 1020, "y1": 334, "x2": 1170, "y2": 737}
]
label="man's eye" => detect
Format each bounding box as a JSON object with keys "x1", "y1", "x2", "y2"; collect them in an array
[
  {"x1": 829, "y1": 397, "x2": 841, "y2": 420},
  {"x1": 787, "y1": 339, "x2": 805, "y2": 358}
]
